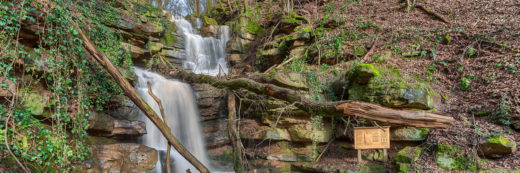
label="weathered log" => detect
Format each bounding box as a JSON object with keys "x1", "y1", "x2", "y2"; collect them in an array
[
  {"x1": 171, "y1": 70, "x2": 455, "y2": 128},
  {"x1": 75, "y1": 25, "x2": 210, "y2": 173},
  {"x1": 336, "y1": 101, "x2": 454, "y2": 128}
]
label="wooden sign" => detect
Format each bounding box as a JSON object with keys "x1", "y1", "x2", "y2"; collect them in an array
[{"x1": 354, "y1": 126, "x2": 390, "y2": 149}]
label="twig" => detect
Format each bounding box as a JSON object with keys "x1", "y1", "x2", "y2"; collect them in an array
[
  {"x1": 147, "y1": 82, "x2": 172, "y2": 173},
  {"x1": 4, "y1": 112, "x2": 30, "y2": 173},
  {"x1": 416, "y1": 4, "x2": 451, "y2": 24},
  {"x1": 360, "y1": 38, "x2": 378, "y2": 63},
  {"x1": 315, "y1": 137, "x2": 335, "y2": 162},
  {"x1": 263, "y1": 64, "x2": 278, "y2": 74},
  {"x1": 275, "y1": 56, "x2": 297, "y2": 69}
]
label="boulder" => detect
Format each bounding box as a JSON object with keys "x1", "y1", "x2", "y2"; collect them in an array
[
  {"x1": 0, "y1": 77, "x2": 15, "y2": 98},
  {"x1": 121, "y1": 42, "x2": 149, "y2": 59},
  {"x1": 347, "y1": 64, "x2": 434, "y2": 110},
  {"x1": 390, "y1": 127, "x2": 429, "y2": 141},
  {"x1": 88, "y1": 111, "x2": 146, "y2": 136},
  {"x1": 478, "y1": 135, "x2": 517, "y2": 159},
  {"x1": 193, "y1": 84, "x2": 226, "y2": 121},
  {"x1": 226, "y1": 54, "x2": 245, "y2": 66},
  {"x1": 279, "y1": 14, "x2": 307, "y2": 34},
  {"x1": 435, "y1": 144, "x2": 477, "y2": 171},
  {"x1": 90, "y1": 143, "x2": 158, "y2": 172}
]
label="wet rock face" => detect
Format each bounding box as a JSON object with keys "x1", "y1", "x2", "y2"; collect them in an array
[
  {"x1": 88, "y1": 111, "x2": 147, "y2": 136},
  {"x1": 193, "y1": 83, "x2": 227, "y2": 121},
  {"x1": 478, "y1": 136, "x2": 517, "y2": 159},
  {"x1": 90, "y1": 143, "x2": 158, "y2": 173}
]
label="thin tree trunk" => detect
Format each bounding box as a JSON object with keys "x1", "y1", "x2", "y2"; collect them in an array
[
  {"x1": 74, "y1": 24, "x2": 210, "y2": 173},
  {"x1": 147, "y1": 82, "x2": 172, "y2": 173},
  {"x1": 195, "y1": 0, "x2": 201, "y2": 15},
  {"x1": 227, "y1": 93, "x2": 244, "y2": 172},
  {"x1": 171, "y1": 70, "x2": 455, "y2": 128}
]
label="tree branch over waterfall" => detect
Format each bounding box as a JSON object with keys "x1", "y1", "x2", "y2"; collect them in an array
[
  {"x1": 171, "y1": 70, "x2": 455, "y2": 128},
  {"x1": 74, "y1": 24, "x2": 211, "y2": 173}
]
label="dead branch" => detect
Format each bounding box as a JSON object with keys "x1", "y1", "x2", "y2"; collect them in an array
[
  {"x1": 171, "y1": 70, "x2": 455, "y2": 128},
  {"x1": 75, "y1": 24, "x2": 210, "y2": 173},
  {"x1": 416, "y1": 4, "x2": 451, "y2": 24},
  {"x1": 147, "y1": 82, "x2": 172, "y2": 173}
]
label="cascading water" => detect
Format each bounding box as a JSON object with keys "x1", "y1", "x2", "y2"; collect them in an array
[
  {"x1": 174, "y1": 16, "x2": 230, "y2": 76},
  {"x1": 135, "y1": 68, "x2": 210, "y2": 173},
  {"x1": 134, "y1": 13, "x2": 231, "y2": 173}
]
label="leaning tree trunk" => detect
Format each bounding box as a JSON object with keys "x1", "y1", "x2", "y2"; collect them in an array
[
  {"x1": 171, "y1": 70, "x2": 455, "y2": 128},
  {"x1": 75, "y1": 24, "x2": 210, "y2": 173}
]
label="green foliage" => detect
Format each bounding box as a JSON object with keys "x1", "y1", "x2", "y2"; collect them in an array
[
  {"x1": 460, "y1": 76, "x2": 471, "y2": 91},
  {"x1": 0, "y1": 0, "x2": 133, "y2": 170}
]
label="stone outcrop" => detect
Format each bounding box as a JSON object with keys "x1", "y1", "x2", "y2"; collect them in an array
[
  {"x1": 90, "y1": 143, "x2": 158, "y2": 173},
  {"x1": 88, "y1": 111, "x2": 147, "y2": 136},
  {"x1": 347, "y1": 64, "x2": 434, "y2": 110}
]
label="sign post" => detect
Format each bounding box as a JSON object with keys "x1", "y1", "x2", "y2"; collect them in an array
[{"x1": 353, "y1": 126, "x2": 390, "y2": 163}]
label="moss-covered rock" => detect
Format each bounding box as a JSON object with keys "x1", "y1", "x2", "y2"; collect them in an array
[
  {"x1": 435, "y1": 144, "x2": 477, "y2": 171},
  {"x1": 203, "y1": 16, "x2": 218, "y2": 26},
  {"x1": 121, "y1": 42, "x2": 149, "y2": 59},
  {"x1": 268, "y1": 71, "x2": 308, "y2": 90},
  {"x1": 146, "y1": 42, "x2": 164, "y2": 53},
  {"x1": 395, "y1": 146, "x2": 422, "y2": 163},
  {"x1": 279, "y1": 12, "x2": 309, "y2": 34},
  {"x1": 161, "y1": 23, "x2": 177, "y2": 46},
  {"x1": 478, "y1": 135, "x2": 517, "y2": 159},
  {"x1": 391, "y1": 127, "x2": 429, "y2": 141},
  {"x1": 22, "y1": 88, "x2": 51, "y2": 116},
  {"x1": 347, "y1": 64, "x2": 434, "y2": 110}
]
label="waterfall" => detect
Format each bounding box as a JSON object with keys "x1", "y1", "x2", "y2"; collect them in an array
[
  {"x1": 174, "y1": 16, "x2": 230, "y2": 76},
  {"x1": 135, "y1": 68, "x2": 210, "y2": 173}
]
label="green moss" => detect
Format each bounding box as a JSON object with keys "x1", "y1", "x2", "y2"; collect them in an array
[
  {"x1": 397, "y1": 163, "x2": 411, "y2": 173},
  {"x1": 22, "y1": 90, "x2": 48, "y2": 115},
  {"x1": 395, "y1": 146, "x2": 422, "y2": 163},
  {"x1": 160, "y1": 22, "x2": 177, "y2": 46},
  {"x1": 435, "y1": 144, "x2": 478, "y2": 171},
  {"x1": 347, "y1": 64, "x2": 435, "y2": 109},
  {"x1": 246, "y1": 20, "x2": 262, "y2": 35},
  {"x1": 487, "y1": 136, "x2": 514, "y2": 147},
  {"x1": 204, "y1": 16, "x2": 218, "y2": 26}
]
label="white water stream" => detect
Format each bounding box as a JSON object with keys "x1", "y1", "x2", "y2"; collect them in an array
[
  {"x1": 174, "y1": 16, "x2": 230, "y2": 76},
  {"x1": 134, "y1": 14, "x2": 231, "y2": 173},
  {"x1": 135, "y1": 68, "x2": 210, "y2": 173}
]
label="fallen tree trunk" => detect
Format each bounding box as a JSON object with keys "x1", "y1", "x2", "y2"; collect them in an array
[
  {"x1": 171, "y1": 70, "x2": 455, "y2": 128},
  {"x1": 147, "y1": 82, "x2": 172, "y2": 173},
  {"x1": 75, "y1": 25, "x2": 210, "y2": 173}
]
